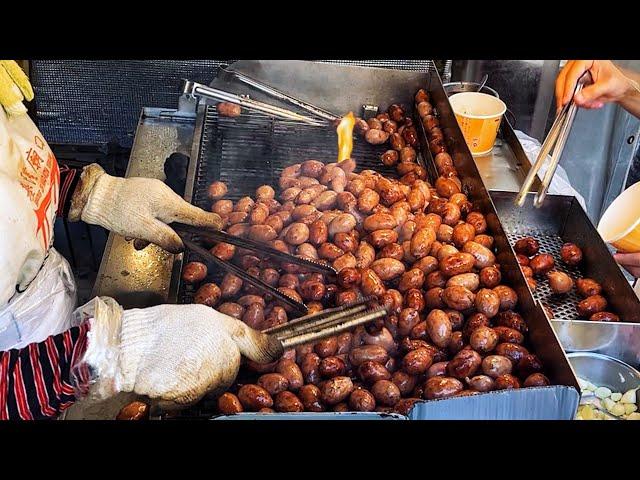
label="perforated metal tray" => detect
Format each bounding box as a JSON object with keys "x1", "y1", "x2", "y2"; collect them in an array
[
  {"x1": 506, "y1": 232, "x2": 585, "y2": 320},
  {"x1": 492, "y1": 190, "x2": 640, "y2": 368}
]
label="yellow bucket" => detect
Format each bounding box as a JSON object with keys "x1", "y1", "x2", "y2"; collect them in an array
[
  {"x1": 449, "y1": 92, "x2": 506, "y2": 156},
  {"x1": 598, "y1": 181, "x2": 640, "y2": 253}
]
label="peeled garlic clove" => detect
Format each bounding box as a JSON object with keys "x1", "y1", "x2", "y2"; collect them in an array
[
  {"x1": 610, "y1": 403, "x2": 626, "y2": 417},
  {"x1": 610, "y1": 392, "x2": 622, "y2": 402},
  {"x1": 624, "y1": 403, "x2": 638, "y2": 415},
  {"x1": 626, "y1": 412, "x2": 640, "y2": 420},
  {"x1": 620, "y1": 389, "x2": 637, "y2": 404},
  {"x1": 577, "y1": 378, "x2": 589, "y2": 391},
  {"x1": 580, "y1": 405, "x2": 594, "y2": 420},
  {"x1": 603, "y1": 397, "x2": 616, "y2": 411},
  {"x1": 585, "y1": 381, "x2": 597, "y2": 391},
  {"x1": 595, "y1": 386, "x2": 612, "y2": 399}
]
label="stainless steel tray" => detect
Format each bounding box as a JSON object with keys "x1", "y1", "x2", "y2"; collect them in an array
[
  {"x1": 417, "y1": 68, "x2": 579, "y2": 391},
  {"x1": 491, "y1": 190, "x2": 640, "y2": 368},
  {"x1": 166, "y1": 60, "x2": 579, "y2": 420}
]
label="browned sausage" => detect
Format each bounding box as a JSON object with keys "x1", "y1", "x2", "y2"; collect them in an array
[
  {"x1": 182, "y1": 261, "x2": 207, "y2": 284},
  {"x1": 514, "y1": 237, "x2": 539, "y2": 256},
  {"x1": 529, "y1": 254, "x2": 555, "y2": 276},
  {"x1": 424, "y1": 376, "x2": 464, "y2": 400},
  {"x1": 349, "y1": 345, "x2": 389, "y2": 367},
  {"x1": 447, "y1": 349, "x2": 482, "y2": 379},
  {"x1": 481, "y1": 355, "x2": 513, "y2": 378},
  {"x1": 425, "y1": 309, "x2": 452, "y2": 348},
  {"x1": 320, "y1": 376, "x2": 354, "y2": 405},
  {"x1": 358, "y1": 361, "x2": 391, "y2": 384},
  {"x1": 238, "y1": 385, "x2": 273, "y2": 411},
  {"x1": 300, "y1": 353, "x2": 321, "y2": 385},
  {"x1": 494, "y1": 374, "x2": 521, "y2": 390},
  {"x1": 439, "y1": 252, "x2": 476, "y2": 277},
  {"x1": 257, "y1": 373, "x2": 290, "y2": 396},
  {"x1": 493, "y1": 285, "x2": 518, "y2": 311},
  {"x1": 479, "y1": 266, "x2": 501, "y2": 288},
  {"x1": 217, "y1": 393, "x2": 244, "y2": 415},
  {"x1": 442, "y1": 285, "x2": 475, "y2": 311},
  {"x1": 462, "y1": 241, "x2": 496, "y2": 269},
  {"x1": 348, "y1": 389, "x2": 376, "y2": 412},
  {"x1": 371, "y1": 380, "x2": 401, "y2": 406},
  {"x1": 493, "y1": 326, "x2": 524, "y2": 344},
  {"x1": 392, "y1": 371, "x2": 418, "y2": 396},
  {"x1": 194, "y1": 283, "x2": 221, "y2": 307},
  {"x1": 468, "y1": 375, "x2": 495, "y2": 392},
  {"x1": 523, "y1": 373, "x2": 550, "y2": 387},
  {"x1": 275, "y1": 359, "x2": 304, "y2": 391},
  {"x1": 560, "y1": 242, "x2": 583, "y2": 266},
  {"x1": 494, "y1": 343, "x2": 529, "y2": 364},
  {"x1": 577, "y1": 295, "x2": 607, "y2": 318},
  {"x1": 576, "y1": 278, "x2": 602, "y2": 297},
  {"x1": 402, "y1": 348, "x2": 434, "y2": 375}
]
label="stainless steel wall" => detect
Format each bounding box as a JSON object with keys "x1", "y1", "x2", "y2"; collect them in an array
[{"x1": 452, "y1": 60, "x2": 640, "y2": 223}]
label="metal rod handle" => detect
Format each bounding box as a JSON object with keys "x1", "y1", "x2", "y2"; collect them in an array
[
  {"x1": 280, "y1": 308, "x2": 387, "y2": 349},
  {"x1": 184, "y1": 80, "x2": 325, "y2": 126},
  {"x1": 221, "y1": 67, "x2": 340, "y2": 122}
]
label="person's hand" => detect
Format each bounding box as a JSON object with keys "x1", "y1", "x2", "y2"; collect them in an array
[
  {"x1": 68, "y1": 163, "x2": 223, "y2": 254},
  {"x1": 0, "y1": 60, "x2": 33, "y2": 116},
  {"x1": 555, "y1": 60, "x2": 637, "y2": 113},
  {"x1": 73, "y1": 298, "x2": 283, "y2": 409},
  {"x1": 613, "y1": 251, "x2": 640, "y2": 279}
]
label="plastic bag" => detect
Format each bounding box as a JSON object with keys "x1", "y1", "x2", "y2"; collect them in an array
[
  {"x1": 70, "y1": 296, "x2": 123, "y2": 400},
  {"x1": 0, "y1": 248, "x2": 76, "y2": 350},
  {"x1": 514, "y1": 130, "x2": 587, "y2": 210}
]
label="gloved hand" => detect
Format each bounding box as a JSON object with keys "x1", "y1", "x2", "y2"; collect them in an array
[
  {"x1": 73, "y1": 297, "x2": 283, "y2": 409},
  {"x1": 0, "y1": 60, "x2": 33, "y2": 116},
  {"x1": 68, "y1": 163, "x2": 223, "y2": 254}
]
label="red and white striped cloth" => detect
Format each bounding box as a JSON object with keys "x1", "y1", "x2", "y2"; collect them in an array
[{"x1": 0, "y1": 322, "x2": 90, "y2": 420}]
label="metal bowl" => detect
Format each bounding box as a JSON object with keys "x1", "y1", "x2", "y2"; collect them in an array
[
  {"x1": 442, "y1": 81, "x2": 500, "y2": 98},
  {"x1": 567, "y1": 352, "x2": 640, "y2": 392}
]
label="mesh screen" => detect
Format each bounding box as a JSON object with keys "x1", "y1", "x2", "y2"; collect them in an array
[
  {"x1": 30, "y1": 60, "x2": 449, "y2": 148},
  {"x1": 30, "y1": 59, "x2": 233, "y2": 147},
  {"x1": 506, "y1": 232, "x2": 585, "y2": 320}
]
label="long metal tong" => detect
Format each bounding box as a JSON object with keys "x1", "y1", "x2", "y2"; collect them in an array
[
  {"x1": 182, "y1": 78, "x2": 330, "y2": 126},
  {"x1": 515, "y1": 72, "x2": 587, "y2": 208},
  {"x1": 264, "y1": 297, "x2": 387, "y2": 349},
  {"x1": 218, "y1": 65, "x2": 340, "y2": 123},
  {"x1": 174, "y1": 223, "x2": 337, "y2": 316}
]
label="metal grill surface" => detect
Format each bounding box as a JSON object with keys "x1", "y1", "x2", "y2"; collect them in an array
[
  {"x1": 179, "y1": 107, "x2": 405, "y2": 305},
  {"x1": 507, "y1": 231, "x2": 586, "y2": 320}
]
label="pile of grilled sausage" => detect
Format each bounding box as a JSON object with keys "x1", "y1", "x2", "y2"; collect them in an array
[{"x1": 182, "y1": 89, "x2": 551, "y2": 416}]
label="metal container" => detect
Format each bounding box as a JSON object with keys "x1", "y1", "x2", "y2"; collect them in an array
[
  {"x1": 442, "y1": 81, "x2": 500, "y2": 98},
  {"x1": 568, "y1": 352, "x2": 640, "y2": 393},
  {"x1": 491, "y1": 190, "x2": 640, "y2": 368},
  {"x1": 167, "y1": 60, "x2": 578, "y2": 419}
]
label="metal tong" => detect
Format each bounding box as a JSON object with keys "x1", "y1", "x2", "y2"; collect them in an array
[
  {"x1": 515, "y1": 72, "x2": 587, "y2": 208},
  {"x1": 263, "y1": 296, "x2": 387, "y2": 349},
  {"x1": 218, "y1": 65, "x2": 340, "y2": 123},
  {"x1": 174, "y1": 223, "x2": 337, "y2": 316},
  {"x1": 182, "y1": 69, "x2": 339, "y2": 126}
]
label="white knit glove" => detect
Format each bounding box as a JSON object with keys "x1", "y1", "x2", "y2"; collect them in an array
[
  {"x1": 73, "y1": 297, "x2": 283, "y2": 409},
  {"x1": 68, "y1": 163, "x2": 223, "y2": 254}
]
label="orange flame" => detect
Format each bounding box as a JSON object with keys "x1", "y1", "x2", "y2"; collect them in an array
[{"x1": 337, "y1": 112, "x2": 355, "y2": 163}]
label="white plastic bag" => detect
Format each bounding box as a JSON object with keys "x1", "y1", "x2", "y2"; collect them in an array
[
  {"x1": 0, "y1": 101, "x2": 72, "y2": 350},
  {"x1": 514, "y1": 130, "x2": 587, "y2": 210},
  {"x1": 0, "y1": 248, "x2": 76, "y2": 350}
]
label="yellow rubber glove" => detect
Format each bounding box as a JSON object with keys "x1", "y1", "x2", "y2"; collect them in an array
[{"x1": 0, "y1": 60, "x2": 34, "y2": 116}]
